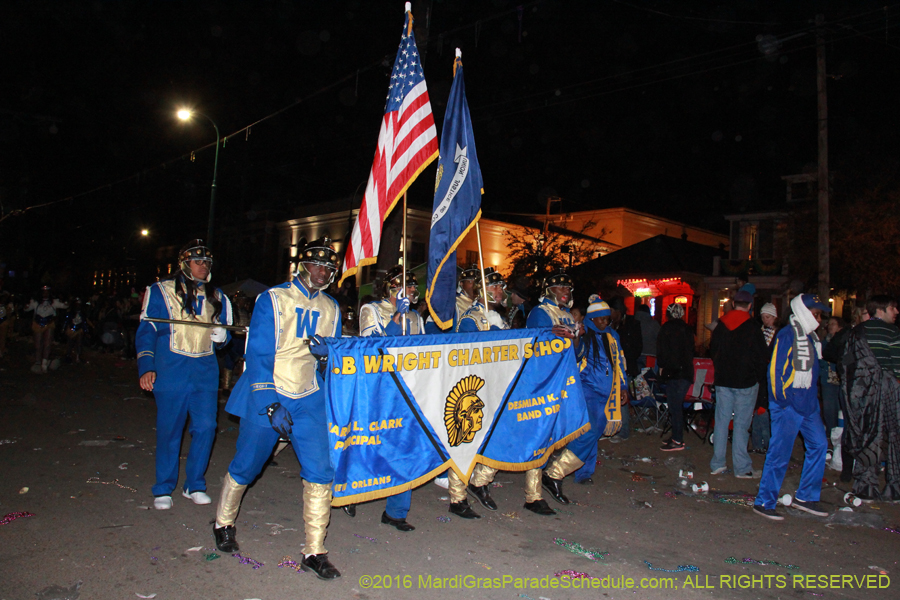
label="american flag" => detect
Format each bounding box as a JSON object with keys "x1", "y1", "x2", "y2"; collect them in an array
[{"x1": 339, "y1": 4, "x2": 438, "y2": 285}]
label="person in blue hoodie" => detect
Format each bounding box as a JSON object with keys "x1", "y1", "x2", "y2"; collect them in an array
[
  {"x1": 753, "y1": 294, "x2": 830, "y2": 521},
  {"x1": 136, "y1": 240, "x2": 232, "y2": 511},
  {"x1": 542, "y1": 296, "x2": 626, "y2": 499}
]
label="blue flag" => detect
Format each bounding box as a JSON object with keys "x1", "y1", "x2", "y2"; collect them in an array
[
  {"x1": 322, "y1": 328, "x2": 590, "y2": 506},
  {"x1": 426, "y1": 50, "x2": 483, "y2": 330}
]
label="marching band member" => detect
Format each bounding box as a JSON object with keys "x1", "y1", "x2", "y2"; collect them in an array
[
  {"x1": 137, "y1": 240, "x2": 232, "y2": 510},
  {"x1": 212, "y1": 237, "x2": 342, "y2": 580},
  {"x1": 425, "y1": 264, "x2": 479, "y2": 334},
  {"x1": 63, "y1": 297, "x2": 92, "y2": 364},
  {"x1": 523, "y1": 271, "x2": 586, "y2": 513},
  {"x1": 25, "y1": 286, "x2": 67, "y2": 373},
  {"x1": 450, "y1": 267, "x2": 509, "y2": 517},
  {"x1": 426, "y1": 265, "x2": 481, "y2": 490},
  {"x1": 348, "y1": 265, "x2": 422, "y2": 531},
  {"x1": 542, "y1": 297, "x2": 625, "y2": 502}
]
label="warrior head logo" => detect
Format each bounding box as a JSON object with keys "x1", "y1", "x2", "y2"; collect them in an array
[{"x1": 444, "y1": 374, "x2": 486, "y2": 447}]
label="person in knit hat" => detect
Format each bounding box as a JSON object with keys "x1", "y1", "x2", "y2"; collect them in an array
[
  {"x1": 542, "y1": 296, "x2": 626, "y2": 500},
  {"x1": 760, "y1": 303, "x2": 778, "y2": 345},
  {"x1": 751, "y1": 302, "x2": 779, "y2": 454},
  {"x1": 753, "y1": 294, "x2": 830, "y2": 520}
]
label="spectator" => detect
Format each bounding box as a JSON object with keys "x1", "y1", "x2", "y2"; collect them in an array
[
  {"x1": 657, "y1": 303, "x2": 694, "y2": 451},
  {"x1": 750, "y1": 303, "x2": 780, "y2": 454},
  {"x1": 822, "y1": 315, "x2": 851, "y2": 478},
  {"x1": 841, "y1": 295, "x2": 900, "y2": 501},
  {"x1": 635, "y1": 303, "x2": 660, "y2": 371},
  {"x1": 736, "y1": 272, "x2": 756, "y2": 314},
  {"x1": 820, "y1": 316, "x2": 847, "y2": 441},
  {"x1": 708, "y1": 290, "x2": 768, "y2": 478},
  {"x1": 753, "y1": 294, "x2": 831, "y2": 520}
]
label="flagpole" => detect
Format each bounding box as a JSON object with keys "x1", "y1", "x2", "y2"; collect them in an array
[
  {"x1": 475, "y1": 222, "x2": 487, "y2": 306},
  {"x1": 401, "y1": 191, "x2": 409, "y2": 335}
]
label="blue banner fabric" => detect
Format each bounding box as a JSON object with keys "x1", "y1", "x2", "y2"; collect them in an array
[{"x1": 323, "y1": 328, "x2": 590, "y2": 506}]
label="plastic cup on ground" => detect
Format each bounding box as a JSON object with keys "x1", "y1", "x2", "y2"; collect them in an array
[{"x1": 844, "y1": 492, "x2": 862, "y2": 507}]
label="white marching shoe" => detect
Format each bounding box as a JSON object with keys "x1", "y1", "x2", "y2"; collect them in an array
[
  {"x1": 154, "y1": 495, "x2": 173, "y2": 510},
  {"x1": 182, "y1": 490, "x2": 212, "y2": 505}
]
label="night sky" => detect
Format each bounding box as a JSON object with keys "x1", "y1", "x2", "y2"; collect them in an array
[{"x1": 2, "y1": 1, "x2": 900, "y2": 289}]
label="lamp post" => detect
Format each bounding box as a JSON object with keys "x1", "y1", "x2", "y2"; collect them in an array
[{"x1": 177, "y1": 109, "x2": 220, "y2": 247}]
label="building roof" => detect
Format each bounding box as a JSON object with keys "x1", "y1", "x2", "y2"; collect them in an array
[{"x1": 570, "y1": 234, "x2": 727, "y2": 279}]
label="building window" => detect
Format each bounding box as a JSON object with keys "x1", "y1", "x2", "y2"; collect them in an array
[
  {"x1": 465, "y1": 250, "x2": 479, "y2": 267},
  {"x1": 758, "y1": 220, "x2": 774, "y2": 260},
  {"x1": 742, "y1": 223, "x2": 758, "y2": 259}
]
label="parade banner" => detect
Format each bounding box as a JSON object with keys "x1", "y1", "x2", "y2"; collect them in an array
[{"x1": 323, "y1": 328, "x2": 590, "y2": 506}]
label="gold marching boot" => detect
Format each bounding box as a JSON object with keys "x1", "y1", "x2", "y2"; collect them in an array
[
  {"x1": 448, "y1": 470, "x2": 480, "y2": 519},
  {"x1": 467, "y1": 464, "x2": 499, "y2": 511},
  {"x1": 213, "y1": 473, "x2": 247, "y2": 553},
  {"x1": 300, "y1": 481, "x2": 341, "y2": 579},
  {"x1": 541, "y1": 449, "x2": 582, "y2": 505},
  {"x1": 523, "y1": 468, "x2": 555, "y2": 515}
]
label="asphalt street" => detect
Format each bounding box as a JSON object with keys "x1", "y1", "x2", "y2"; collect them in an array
[{"x1": 1, "y1": 338, "x2": 898, "y2": 600}]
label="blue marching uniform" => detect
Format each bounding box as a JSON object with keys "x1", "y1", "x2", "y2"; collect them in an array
[
  {"x1": 225, "y1": 276, "x2": 341, "y2": 489},
  {"x1": 527, "y1": 298, "x2": 586, "y2": 360},
  {"x1": 425, "y1": 292, "x2": 473, "y2": 334},
  {"x1": 568, "y1": 321, "x2": 625, "y2": 482},
  {"x1": 357, "y1": 299, "x2": 424, "y2": 519},
  {"x1": 457, "y1": 300, "x2": 504, "y2": 332},
  {"x1": 137, "y1": 279, "x2": 232, "y2": 497}
]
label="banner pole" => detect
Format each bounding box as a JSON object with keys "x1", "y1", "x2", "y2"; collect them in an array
[
  {"x1": 401, "y1": 191, "x2": 409, "y2": 335},
  {"x1": 476, "y1": 221, "x2": 487, "y2": 305}
]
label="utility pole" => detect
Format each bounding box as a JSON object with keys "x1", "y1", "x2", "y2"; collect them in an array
[
  {"x1": 543, "y1": 196, "x2": 561, "y2": 236},
  {"x1": 816, "y1": 14, "x2": 830, "y2": 303}
]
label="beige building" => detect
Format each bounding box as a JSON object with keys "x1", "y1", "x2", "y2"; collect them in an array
[{"x1": 277, "y1": 202, "x2": 729, "y2": 286}]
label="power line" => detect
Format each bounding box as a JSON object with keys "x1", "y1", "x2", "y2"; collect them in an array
[{"x1": 5, "y1": 4, "x2": 900, "y2": 226}]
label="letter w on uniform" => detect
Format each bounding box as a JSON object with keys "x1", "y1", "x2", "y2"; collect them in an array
[
  {"x1": 295, "y1": 307, "x2": 320, "y2": 338},
  {"x1": 191, "y1": 295, "x2": 205, "y2": 315}
]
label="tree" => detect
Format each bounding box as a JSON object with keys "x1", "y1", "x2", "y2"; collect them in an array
[
  {"x1": 831, "y1": 187, "x2": 900, "y2": 295},
  {"x1": 503, "y1": 219, "x2": 608, "y2": 283}
]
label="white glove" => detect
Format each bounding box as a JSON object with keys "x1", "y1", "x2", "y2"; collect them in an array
[
  {"x1": 486, "y1": 310, "x2": 508, "y2": 330},
  {"x1": 210, "y1": 327, "x2": 227, "y2": 343}
]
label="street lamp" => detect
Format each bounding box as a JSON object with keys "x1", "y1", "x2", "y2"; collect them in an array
[{"x1": 177, "y1": 108, "x2": 220, "y2": 247}]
